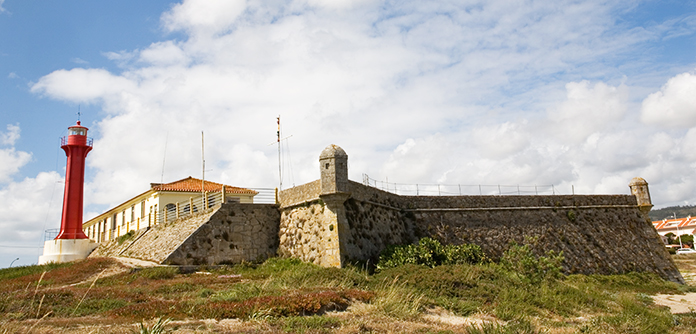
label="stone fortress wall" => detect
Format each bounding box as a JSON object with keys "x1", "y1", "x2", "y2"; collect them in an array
[
  {"x1": 277, "y1": 145, "x2": 683, "y2": 283},
  {"x1": 90, "y1": 202, "x2": 279, "y2": 266},
  {"x1": 93, "y1": 144, "x2": 683, "y2": 283}
]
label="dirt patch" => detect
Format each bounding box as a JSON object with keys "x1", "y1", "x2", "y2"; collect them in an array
[{"x1": 653, "y1": 293, "x2": 696, "y2": 314}]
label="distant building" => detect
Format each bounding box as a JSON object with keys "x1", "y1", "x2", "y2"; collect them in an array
[
  {"x1": 82, "y1": 177, "x2": 257, "y2": 242},
  {"x1": 652, "y1": 217, "x2": 696, "y2": 240}
]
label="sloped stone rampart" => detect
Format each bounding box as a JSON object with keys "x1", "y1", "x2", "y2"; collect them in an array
[
  {"x1": 338, "y1": 182, "x2": 683, "y2": 283},
  {"x1": 164, "y1": 203, "x2": 279, "y2": 265},
  {"x1": 89, "y1": 208, "x2": 217, "y2": 263}
]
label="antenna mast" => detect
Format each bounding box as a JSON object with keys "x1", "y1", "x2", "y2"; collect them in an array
[
  {"x1": 201, "y1": 131, "x2": 205, "y2": 201},
  {"x1": 277, "y1": 116, "x2": 282, "y2": 190}
]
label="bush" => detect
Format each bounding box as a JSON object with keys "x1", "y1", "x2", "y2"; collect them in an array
[
  {"x1": 500, "y1": 239, "x2": 563, "y2": 284},
  {"x1": 377, "y1": 238, "x2": 487, "y2": 270}
]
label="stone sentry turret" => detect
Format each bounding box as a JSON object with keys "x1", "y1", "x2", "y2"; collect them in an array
[
  {"x1": 318, "y1": 144, "x2": 351, "y2": 267},
  {"x1": 629, "y1": 177, "x2": 653, "y2": 217},
  {"x1": 320, "y1": 144, "x2": 349, "y2": 194}
]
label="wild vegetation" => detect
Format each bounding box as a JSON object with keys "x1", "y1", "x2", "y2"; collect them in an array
[
  {"x1": 650, "y1": 205, "x2": 696, "y2": 221},
  {"x1": 1, "y1": 239, "x2": 695, "y2": 333}
]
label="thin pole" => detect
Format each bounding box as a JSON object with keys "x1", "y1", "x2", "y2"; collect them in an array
[
  {"x1": 201, "y1": 131, "x2": 205, "y2": 203},
  {"x1": 161, "y1": 132, "x2": 168, "y2": 183},
  {"x1": 277, "y1": 116, "x2": 282, "y2": 190}
]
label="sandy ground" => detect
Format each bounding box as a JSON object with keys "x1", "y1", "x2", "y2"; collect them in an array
[
  {"x1": 112, "y1": 256, "x2": 160, "y2": 268},
  {"x1": 653, "y1": 293, "x2": 696, "y2": 314}
]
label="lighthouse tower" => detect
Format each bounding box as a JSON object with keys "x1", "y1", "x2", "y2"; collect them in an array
[{"x1": 39, "y1": 121, "x2": 98, "y2": 264}]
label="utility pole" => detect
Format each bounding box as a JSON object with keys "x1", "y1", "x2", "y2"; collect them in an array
[
  {"x1": 202, "y1": 131, "x2": 206, "y2": 207},
  {"x1": 277, "y1": 116, "x2": 282, "y2": 190}
]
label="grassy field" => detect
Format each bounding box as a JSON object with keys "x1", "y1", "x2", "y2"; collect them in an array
[{"x1": 1, "y1": 253, "x2": 695, "y2": 333}]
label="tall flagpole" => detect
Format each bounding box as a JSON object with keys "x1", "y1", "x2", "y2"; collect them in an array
[
  {"x1": 277, "y1": 116, "x2": 282, "y2": 190},
  {"x1": 201, "y1": 131, "x2": 205, "y2": 204}
]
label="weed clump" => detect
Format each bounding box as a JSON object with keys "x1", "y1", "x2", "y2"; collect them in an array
[
  {"x1": 117, "y1": 230, "x2": 136, "y2": 245},
  {"x1": 376, "y1": 238, "x2": 487, "y2": 270}
]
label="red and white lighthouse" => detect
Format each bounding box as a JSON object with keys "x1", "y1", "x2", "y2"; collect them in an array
[
  {"x1": 57, "y1": 121, "x2": 92, "y2": 239},
  {"x1": 39, "y1": 121, "x2": 98, "y2": 264}
]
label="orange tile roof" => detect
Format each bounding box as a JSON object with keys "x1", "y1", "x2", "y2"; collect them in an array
[
  {"x1": 151, "y1": 176, "x2": 257, "y2": 195},
  {"x1": 653, "y1": 217, "x2": 696, "y2": 231}
]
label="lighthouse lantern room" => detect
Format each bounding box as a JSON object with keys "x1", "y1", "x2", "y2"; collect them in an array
[{"x1": 39, "y1": 121, "x2": 98, "y2": 264}]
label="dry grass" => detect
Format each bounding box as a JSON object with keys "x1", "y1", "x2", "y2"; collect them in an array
[{"x1": 1, "y1": 256, "x2": 695, "y2": 333}]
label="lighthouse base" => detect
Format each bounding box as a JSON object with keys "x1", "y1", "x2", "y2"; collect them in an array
[{"x1": 38, "y1": 239, "x2": 98, "y2": 265}]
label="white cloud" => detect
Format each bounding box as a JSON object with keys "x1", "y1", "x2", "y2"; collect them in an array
[
  {"x1": 71, "y1": 58, "x2": 89, "y2": 65},
  {"x1": 138, "y1": 41, "x2": 189, "y2": 66},
  {"x1": 0, "y1": 172, "x2": 63, "y2": 245},
  {"x1": 31, "y1": 68, "x2": 137, "y2": 105},
  {"x1": 548, "y1": 81, "x2": 629, "y2": 144},
  {"x1": 27, "y1": 0, "x2": 696, "y2": 210},
  {"x1": 0, "y1": 124, "x2": 31, "y2": 184},
  {"x1": 162, "y1": 0, "x2": 247, "y2": 35},
  {"x1": 1, "y1": 124, "x2": 20, "y2": 145},
  {"x1": 640, "y1": 72, "x2": 696, "y2": 128},
  {"x1": 0, "y1": 0, "x2": 6, "y2": 13}
]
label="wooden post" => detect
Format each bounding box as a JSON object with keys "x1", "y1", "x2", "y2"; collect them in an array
[
  {"x1": 221, "y1": 185, "x2": 226, "y2": 204},
  {"x1": 176, "y1": 202, "x2": 180, "y2": 219}
]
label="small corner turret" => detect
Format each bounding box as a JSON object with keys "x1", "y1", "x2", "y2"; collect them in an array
[
  {"x1": 629, "y1": 177, "x2": 653, "y2": 215},
  {"x1": 320, "y1": 144, "x2": 349, "y2": 195}
]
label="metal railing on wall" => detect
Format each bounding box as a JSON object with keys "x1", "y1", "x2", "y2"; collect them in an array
[
  {"x1": 79, "y1": 187, "x2": 279, "y2": 244},
  {"x1": 362, "y1": 174, "x2": 560, "y2": 196},
  {"x1": 158, "y1": 188, "x2": 277, "y2": 223}
]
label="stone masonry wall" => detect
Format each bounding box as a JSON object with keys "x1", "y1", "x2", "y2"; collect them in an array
[
  {"x1": 90, "y1": 208, "x2": 217, "y2": 263},
  {"x1": 341, "y1": 182, "x2": 683, "y2": 283},
  {"x1": 277, "y1": 200, "x2": 337, "y2": 266},
  {"x1": 278, "y1": 180, "x2": 321, "y2": 207},
  {"x1": 165, "y1": 203, "x2": 279, "y2": 265}
]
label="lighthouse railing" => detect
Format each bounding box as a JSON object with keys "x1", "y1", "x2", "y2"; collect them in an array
[
  {"x1": 60, "y1": 136, "x2": 94, "y2": 147},
  {"x1": 44, "y1": 228, "x2": 60, "y2": 241}
]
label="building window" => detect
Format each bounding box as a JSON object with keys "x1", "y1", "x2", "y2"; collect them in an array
[{"x1": 131, "y1": 205, "x2": 135, "y2": 222}]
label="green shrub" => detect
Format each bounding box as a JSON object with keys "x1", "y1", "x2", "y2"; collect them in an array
[
  {"x1": 377, "y1": 238, "x2": 487, "y2": 270},
  {"x1": 500, "y1": 240, "x2": 563, "y2": 284},
  {"x1": 117, "y1": 230, "x2": 136, "y2": 245},
  {"x1": 272, "y1": 315, "x2": 342, "y2": 333}
]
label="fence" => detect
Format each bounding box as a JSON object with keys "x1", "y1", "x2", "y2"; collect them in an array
[
  {"x1": 159, "y1": 187, "x2": 277, "y2": 223},
  {"x1": 44, "y1": 228, "x2": 59, "y2": 241},
  {"x1": 361, "y1": 174, "x2": 562, "y2": 196}
]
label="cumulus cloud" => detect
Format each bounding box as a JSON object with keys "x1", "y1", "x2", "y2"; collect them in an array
[
  {"x1": 162, "y1": 0, "x2": 247, "y2": 35},
  {"x1": 26, "y1": 0, "x2": 696, "y2": 210},
  {"x1": 640, "y1": 72, "x2": 696, "y2": 128},
  {"x1": 1, "y1": 124, "x2": 20, "y2": 145},
  {"x1": 548, "y1": 81, "x2": 628, "y2": 144},
  {"x1": 0, "y1": 124, "x2": 32, "y2": 184},
  {"x1": 31, "y1": 68, "x2": 137, "y2": 105}
]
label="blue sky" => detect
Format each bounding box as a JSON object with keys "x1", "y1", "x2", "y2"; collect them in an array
[{"x1": 0, "y1": 0, "x2": 695, "y2": 268}]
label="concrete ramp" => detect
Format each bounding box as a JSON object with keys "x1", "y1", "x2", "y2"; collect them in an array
[{"x1": 90, "y1": 208, "x2": 218, "y2": 263}]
